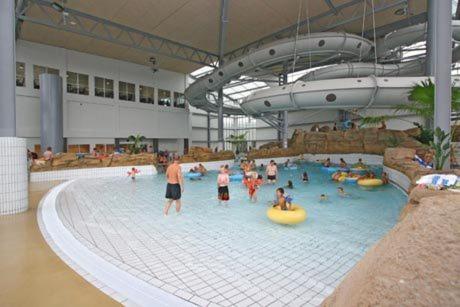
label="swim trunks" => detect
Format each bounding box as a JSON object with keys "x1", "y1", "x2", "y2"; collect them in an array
[{"x1": 165, "y1": 183, "x2": 181, "y2": 200}]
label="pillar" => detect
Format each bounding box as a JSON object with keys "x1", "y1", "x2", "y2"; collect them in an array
[
  {"x1": 39, "y1": 73, "x2": 64, "y2": 153},
  {"x1": 217, "y1": 88, "x2": 224, "y2": 150},
  {"x1": 434, "y1": 0, "x2": 452, "y2": 169},
  {"x1": 425, "y1": 0, "x2": 436, "y2": 75},
  {"x1": 282, "y1": 110, "x2": 288, "y2": 149},
  {"x1": 206, "y1": 112, "x2": 211, "y2": 148},
  {"x1": 0, "y1": 0, "x2": 28, "y2": 215}
]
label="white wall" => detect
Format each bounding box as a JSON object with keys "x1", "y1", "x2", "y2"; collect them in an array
[{"x1": 15, "y1": 40, "x2": 191, "y2": 152}]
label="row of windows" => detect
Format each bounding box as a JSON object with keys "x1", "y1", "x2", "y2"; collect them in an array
[{"x1": 16, "y1": 62, "x2": 186, "y2": 108}]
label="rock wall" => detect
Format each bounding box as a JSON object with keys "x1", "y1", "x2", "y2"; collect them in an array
[
  {"x1": 30, "y1": 153, "x2": 156, "y2": 172},
  {"x1": 180, "y1": 146, "x2": 235, "y2": 163},
  {"x1": 247, "y1": 128, "x2": 424, "y2": 160}
]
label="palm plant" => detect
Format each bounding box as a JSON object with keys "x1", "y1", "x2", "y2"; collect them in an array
[
  {"x1": 226, "y1": 132, "x2": 248, "y2": 153},
  {"x1": 395, "y1": 79, "x2": 460, "y2": 123},
  {"x1": 430, "y1": 127, "x2": 451, "y2": 170},
  {"x1": 127, "y1": 134, "x2": 146, "y2": 154}
]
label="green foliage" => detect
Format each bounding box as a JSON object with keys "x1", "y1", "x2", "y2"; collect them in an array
[
  {"x1": 226, "y1": 132, "x2": 248, "y2": 153},
  {"x1": 429, "y1": 127, "x2": 451, "y2": 170},
  {"x1": 359, "y1": 115, "x2": 389, "y2": 128},
  {"x1": 417, "y1": 127, "x2": 434, "y2": 145},
  {"x1": 395, "y1": 79, "x2": 460, "y2": 120},
  {"x1": 386, "y1": 135, "x2": 401, "y2": 148},
  {"x1": 127, "y1": 134, "x2": 146, "y2": 154}
]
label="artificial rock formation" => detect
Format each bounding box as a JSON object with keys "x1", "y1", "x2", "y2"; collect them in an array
[
  {"x1": 30, "y1": 153, "x2": 156, "y2": 172},
  {"x1": 247, "y1": 128, "x2": 424, "y2": 160},
  {"x1": 180, "y1": 146, "x2": 235, "y2": 163},
  {"x1": 322, "y1": 194, "x2": 460, "y2": 307}
]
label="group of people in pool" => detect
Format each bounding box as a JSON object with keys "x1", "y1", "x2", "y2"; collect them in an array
[{"x1": 323, "y1": 157, "x2": 390, "y2": 184}]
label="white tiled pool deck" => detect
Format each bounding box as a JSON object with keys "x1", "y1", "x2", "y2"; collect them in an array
[{"x1": 44, "y1": 175, "x2": 397, "y2": 307}]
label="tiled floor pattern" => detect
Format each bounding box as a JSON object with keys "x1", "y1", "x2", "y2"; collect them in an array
[{"x1": 56, "y1": 177, "x2": 386, "y2": 306}]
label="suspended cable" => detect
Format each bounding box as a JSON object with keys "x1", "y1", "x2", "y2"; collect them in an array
[
  {"x1": 291, "y1": 0, "x2": 303, "y2": 76},
  {"x1": 358, "y1": 0, "x2": 367, "y2": 62},
  {"x1": 371, "y1": 0, "x2": 378, "y2": 64}
]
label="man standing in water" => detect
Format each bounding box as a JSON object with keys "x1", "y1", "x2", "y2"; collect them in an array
[
  {"x1": 163, "y1": 156, "x2": 184, "y2": 216},
  {"x1": 266, "y1": 160, "x2": 278, "y2": 184}
]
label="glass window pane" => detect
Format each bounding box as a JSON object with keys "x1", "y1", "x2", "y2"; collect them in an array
[
  {"x1": 158, "y1": 89, "x2": 170, "y2": 106},
  {"x1": 16, "y1": 62, "x2": 25, "y2": 87},
  {"x1": 67, "y1": 72, "x2": 78, "y2": 93},
  {"x1": 47, "y1": 68, "x2": 59, "y2": 75},
  {"x1": 119, "y1": 81, "x2": 127, "y2": 100},
  {"x1": 78, "y1": 73, "x2": 89, "y2": 95},
  {"x1": 95, "y1": 77, "x2": 104, "y2": 97},
  {"x1": 105, "y1": 79, "x2": 114, "y2": 98},
  {"x1": 140, "y1": 85, "x2": 154, "y2": 104},
  {"x1": 33, "y1": 65, "x2": 45, "y2": 89}
]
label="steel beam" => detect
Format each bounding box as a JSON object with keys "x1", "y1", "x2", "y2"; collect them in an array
[
  {"x1": 217, "y1": 0, "x2": 229, "y2": 150},
  {"x1": 17, "y1": 0, "x2": 219, "y2": 67},
  {"x1": 363, "y1": 12, "x2": 427, "y2": 39}
]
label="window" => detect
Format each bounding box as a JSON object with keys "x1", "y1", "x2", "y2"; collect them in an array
[
  {"x1": 174, "y1": 92, "x2": 186, "y2": 108},
  {"x1": 66, "y1": 71, "x2": 89, "y2": 95},
  {"x1": 33, "y1": 65, "x2": 59, "y2": 89},
  {"x1": 119, "y1": 81, "x2": 135, "y2": 101},
  {"x1": 95, "y1": 77, "x2": 114, "y2": 98},
  {"x1": 16, "y1": 62, "x2": 25, "y2": 87},
  {"x1": 158, "y1": 89, "x2": 171, "y2": 106},
  {"x1": 140, "y1": 85, "x2": 154, "y2": 104}
]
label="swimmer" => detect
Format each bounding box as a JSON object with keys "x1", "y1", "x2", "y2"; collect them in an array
[
  {"x1": 319, "y1": 194, "x2": 328, "y2": 201},
  {"x1": 323, "y1": 158, "x2": 331, "y2": 167},
  {"x1": 217, "y1": 167, "x2": 230, "y2": 204},
  {"x1": 127, "y1": 167, "x2": 140, "y2": 181},
  {"x1": 285, "y1": 180, "x2": 294, "y2": 189},
  {"x1": 354, "y1": 158, "x2": 366, "y2": 169},
  {"x1": 337, "y1": 187, "x2": 348, "y2": 197},
  {"x1": 265, "y1": 160, "x2": 278, "y2": 184},
  {"x1": 339, "y1": 158, "x2": 347, "y2": 168},
  {"x1": 284, "y1": 159, "x2": 291, "y2": 167},
  {"x1": 272, "y1": 187, "x2": 288, "y2": 211},
  {"x1": 381, "y1": 172, "x2": 389, "y2": 185},
  {"x1": 197, "y1": 163, "x2": 207, "y2": 175},
  {"x1": 302, "y1": 172, "x2": 309, "y2": 182}
]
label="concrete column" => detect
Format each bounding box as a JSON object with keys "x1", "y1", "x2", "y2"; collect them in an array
[
  {"x1": 434, "y1": 0, "x2": 452, "y2": 170},
  {"x1": 217, "y1": 88, "x2": 224, "y2": 150},
  {"x1": 0, "y1": 0, "x2": 28, "y2": 215},
  {"x1": 0, "y1": 0, "x2": 16, "y2": 137},
  {"x1": 279, "y1": 70, "x2": 288, "y2": 149},
  {"x1": 425, "y1": 0, "x2": 436, "y2": 76},
  {"x1": 39, "y1": 73, "x2": 64, "y2": 153}
]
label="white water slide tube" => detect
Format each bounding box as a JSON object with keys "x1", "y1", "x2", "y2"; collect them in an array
[
  {"x1": 185, "y1": 33, "x2": 373, "y2": 115},
  {"x1": 240, "y1": 21, "x2": 460, "y2": 116}
]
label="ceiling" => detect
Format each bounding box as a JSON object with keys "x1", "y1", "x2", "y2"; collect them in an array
[{"x1": 18, "y1": 0, "x2": 427, "y2": 73}]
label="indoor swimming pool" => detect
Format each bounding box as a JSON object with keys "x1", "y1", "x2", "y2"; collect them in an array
[{"x1": 52, "y1": 162, "x2": 406, "y2": 306}]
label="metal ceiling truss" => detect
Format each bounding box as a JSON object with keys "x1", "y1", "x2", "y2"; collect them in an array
[
  {"x1": 225, "y1": 0, "x2": 410, "y2": 60},
  {"x1": 16, "y1": 0, "x2": 219, "y2": 67}
]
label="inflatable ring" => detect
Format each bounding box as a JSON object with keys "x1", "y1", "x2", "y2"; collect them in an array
[
  {"x1": 229, "y1": 173, "x2": 244, "y2": 182},
  {"x1": 358, "y1": 178, "x2": 383, "y2": 187},
  {"x1": 267, "y1": 204, "x2": 307, "y2": 225},
  {"x1": 351, "y1": 167, "x2": 367, "y2": 174},
  {"x1": 185, "y1": 172, "x2": 202, "y2": 178},
  {"x1": 322, "y1": 166, "x2": 338, "y2": 173},
  {"x1": 338, "y1": 175, "x2": 347, "y2": 182}
]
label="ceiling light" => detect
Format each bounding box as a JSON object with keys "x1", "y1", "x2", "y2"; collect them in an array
[{"x1": 51, "y1": 2, "x2": 65, "y2": 12}]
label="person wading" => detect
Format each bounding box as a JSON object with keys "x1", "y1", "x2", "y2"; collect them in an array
[{"x1": 163, "y1": 156, "x2": 184, "y2": 216}]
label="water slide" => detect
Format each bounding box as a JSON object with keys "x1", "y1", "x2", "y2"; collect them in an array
[{"x1": 185, "y1": 21, "x2": 460, "y2": 117}]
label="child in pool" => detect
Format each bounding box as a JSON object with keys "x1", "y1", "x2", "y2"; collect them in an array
[
  {"x1": 302, "y1": 172, "x2": 309, "y2": 182},
  {"x1": 381, "y1": 172, "x2": 389, "y2": 184},
  {"x1": 320, "y1": 194, "x2": 328, "y2": 201},
  {"x1": 244, "y1": 174, "x2": 263, "y2": 203},
  {"x1": 285, "y1": 180, "x2": 294, "y2": 189},
  {"x1": 337, "y1": 187, "x2": 348, "y2": 197},
  {"x1": 272, "y1": 187, "x2": 288, "y2": 211},
  {"x1": 217, "y1": 167, "x2": 230, "y2": 204},
  {"x1": 127, "y1": 167, "x2": 140, "y2": 181}
]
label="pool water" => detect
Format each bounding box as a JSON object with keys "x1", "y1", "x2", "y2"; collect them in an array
[{"x1": 56, "y1": 162, "x2": 406, "y2": 306}]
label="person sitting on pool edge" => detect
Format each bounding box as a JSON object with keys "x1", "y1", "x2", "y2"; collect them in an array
[
  {"x1": 339, "y1": 158, "x2": 347, "y2": 168},
  {"x1": 301, "y1": 172, "x2": 309, "y2": 182},
  {"x1": 354, "y1": 158, "x2": 366, "y2": 169}
]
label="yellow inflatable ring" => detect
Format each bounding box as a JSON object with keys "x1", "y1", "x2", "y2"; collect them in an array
[
  {"x1": 267, "y1": 204, "x2": 307, "y2": 225},
  {"x1": 338, "y1": 175, "x2": 347, "y2": 182},
  {"x1": 358, "y1": 178, "x2": 383, "y2": 187}
]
